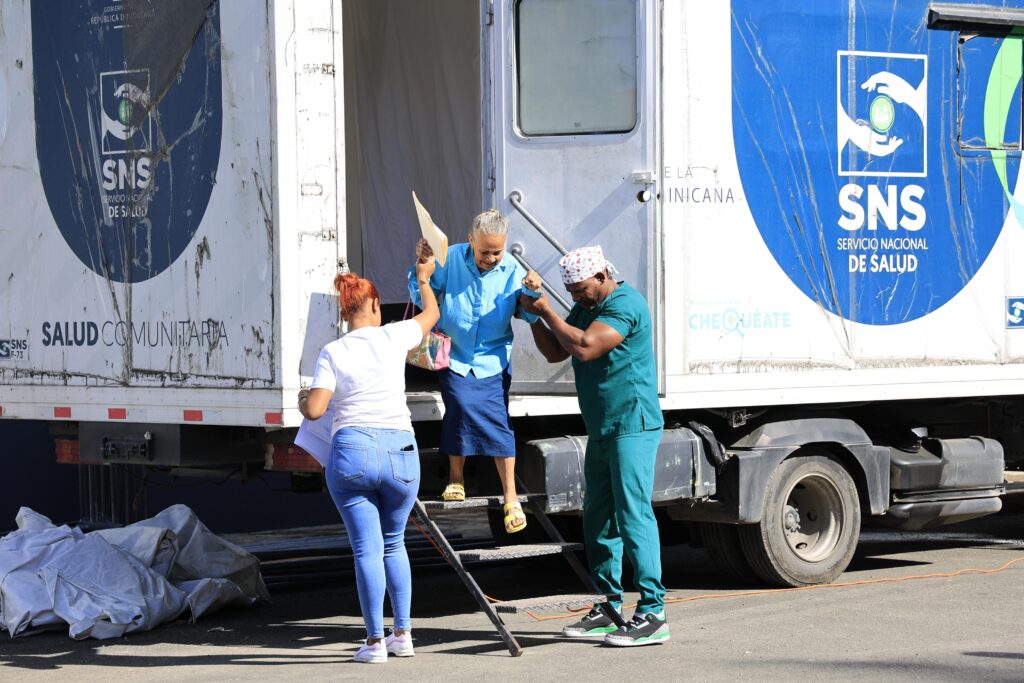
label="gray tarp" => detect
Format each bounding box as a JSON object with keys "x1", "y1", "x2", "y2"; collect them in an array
[{"x1": 0, "y1": 505, "x2": 269, "y2": 639}]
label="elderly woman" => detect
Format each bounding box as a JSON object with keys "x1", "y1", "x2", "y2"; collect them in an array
[{"x1": 409, "y1": 208, "x2": 541, "y2": 534}]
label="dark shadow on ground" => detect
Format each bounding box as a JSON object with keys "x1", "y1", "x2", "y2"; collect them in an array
[
  {"x1": 2, "y1": 506, "x2": 1021, "y2": 671},
  {"x1": 963, "y1": 651, "x2": 1024, "y2": 661},
  {"x1": 842, "y1": 555, "x2": 931, "y2": 572},
  {"x1": 0, "y1": 560, "x2": 588, "y2": 671},
  {"x1": 757, "y1": 656, "x2": 1021, "y2": 681}
]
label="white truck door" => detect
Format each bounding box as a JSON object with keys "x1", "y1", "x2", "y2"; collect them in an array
[{"x1": 487, "y1": 0, "x2": 661, "y2": 393}]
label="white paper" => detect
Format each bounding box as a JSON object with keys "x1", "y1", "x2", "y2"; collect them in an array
[
  {"x1": 294, "y1": 417, "x2": 332, "y2": 467},
  {"x1": 412, "y1": 191, "x2": 448, "y2": 267}
]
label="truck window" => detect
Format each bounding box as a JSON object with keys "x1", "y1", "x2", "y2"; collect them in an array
[
  {"x1": 958, "y1": 33, "x2": 1023, "y2": 153},
  {"x1": 514, "y1": 0, "x2": 637, "y2": 136}
]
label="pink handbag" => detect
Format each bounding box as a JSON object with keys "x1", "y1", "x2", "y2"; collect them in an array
[{"x1": 403, "y1": 302, "x2": 451, "y2": 371}]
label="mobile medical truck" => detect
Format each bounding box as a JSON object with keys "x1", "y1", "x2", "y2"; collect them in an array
[{"x1": 0, "y1": 0, "x2": 1020, "y2": 586}]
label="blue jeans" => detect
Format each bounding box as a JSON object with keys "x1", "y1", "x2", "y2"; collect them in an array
[{"x1": 326, "y1": 427, "x2": 421, "y2": 638}]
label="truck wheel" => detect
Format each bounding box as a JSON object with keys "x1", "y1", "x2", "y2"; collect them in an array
[
  {"x1": 698, "y1": 522, "x2": 759, "y2": 584},
  {"x1": 738, "y1": 454, "x2": 860, "y2": 587}
]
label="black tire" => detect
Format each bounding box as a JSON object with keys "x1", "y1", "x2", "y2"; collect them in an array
[
  {"x1": 738, "y1": 454, "x2": 860, "y2": 587},
  {"x1": 699, "y1": 522, "x2": 760, "y2": 584}
]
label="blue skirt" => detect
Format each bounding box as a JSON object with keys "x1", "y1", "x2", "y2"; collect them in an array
[{"x1": 437, "y1": 366, "x2": 516, "y2": 457}]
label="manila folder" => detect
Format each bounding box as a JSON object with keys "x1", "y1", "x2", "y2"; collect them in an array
[{"x1": 412, "y1": 191, "x2": 448, "y2": 267}]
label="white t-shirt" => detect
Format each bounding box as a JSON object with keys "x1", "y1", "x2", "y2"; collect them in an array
[{"x1": 309, "y1": 319, "x2": 423, "y2": 436}]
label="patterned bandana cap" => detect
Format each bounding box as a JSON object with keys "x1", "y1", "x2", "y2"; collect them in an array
[{"x1": 558, "y1": 246, "x2": 618, "y2": 285}]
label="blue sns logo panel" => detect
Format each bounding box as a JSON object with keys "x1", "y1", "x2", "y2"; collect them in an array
[
  {"x1": 731, "y1": 1, "x2": 1020, "y2": 325},
  {"x1": 31, "y1": 1, "x2": 222, "y2": 284}
]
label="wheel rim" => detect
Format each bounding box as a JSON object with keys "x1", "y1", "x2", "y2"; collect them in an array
[{"x1": 779, "y1": 473, "x2": 844, "y2": 563}]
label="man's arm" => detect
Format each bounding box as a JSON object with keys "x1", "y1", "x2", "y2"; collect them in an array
[
  {"x1": 522, "y1": 294, "x2": 624, "y2": 362},
  {"x1": 528, "y1": 318, "x2": 570, "y2": 363}
]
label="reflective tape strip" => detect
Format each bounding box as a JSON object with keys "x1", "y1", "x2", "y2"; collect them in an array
[
  {"x1": 54, "y1": 406, "x2": 72, "y2": 418},
  {"x1": 108, "y1": 408, "x2": 127, "y2": 420},
  {"x1": 183, "y1": 410, "x2": 203, "y2": 422},
  {"x1": 265, "y1": 412, "x2": 283, "y2": 425}
]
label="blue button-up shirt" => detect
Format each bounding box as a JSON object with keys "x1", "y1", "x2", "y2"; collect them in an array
[{"x1": 407, "y1": 243, "x2": 538, "y2": 378}]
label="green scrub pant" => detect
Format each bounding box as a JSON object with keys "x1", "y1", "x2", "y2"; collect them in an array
[{"x1": 582, "y1": 428, "x2": 665, "y2": 615}]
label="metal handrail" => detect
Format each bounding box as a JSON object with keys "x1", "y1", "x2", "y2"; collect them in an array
[
  {"x1": 508, "y1": 191, "x2": 569, "y2": 256},
  {"x1": 509, "y1": 243, "x2": 571, "y2": 312}
]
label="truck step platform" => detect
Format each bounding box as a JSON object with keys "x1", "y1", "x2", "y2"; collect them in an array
[
  {"x1": 420, "y1": 494, "x2": 542, "y2": 512},
  {"x1": 457, "y1": 542, "x2": 582, "y2": 562},
  {"x1": 412, "y1": 479, "x2": 626, "y2": 657},
  {"x1": 494, "y1": 593, "x2": 611, "y2": 614}
]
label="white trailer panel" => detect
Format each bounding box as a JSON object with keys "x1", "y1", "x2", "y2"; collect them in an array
[{"x1": 0, "y1": 1, "x2": 341, "y2": 426}]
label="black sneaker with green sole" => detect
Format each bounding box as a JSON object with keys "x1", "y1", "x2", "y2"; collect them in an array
[
  {"x1": 561, "y1": 606, "x2": 621, "y2": 638},
  {"x1": 603, "y1": 612, "x2": 670, "y2": 647}
]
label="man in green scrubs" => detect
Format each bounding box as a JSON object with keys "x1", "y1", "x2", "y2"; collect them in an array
[{"x1": 521, "y1": 246, "x2": 668, "y2": 647}]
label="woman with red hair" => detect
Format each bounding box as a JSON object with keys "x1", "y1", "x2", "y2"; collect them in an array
[{"x1": 298, "y1": 260, "x2": 438, "y2": 664}]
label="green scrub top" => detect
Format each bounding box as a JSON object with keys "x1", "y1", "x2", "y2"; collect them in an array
[{"x1": 566, "y1": 282, "x2": 664, "y2": 441}]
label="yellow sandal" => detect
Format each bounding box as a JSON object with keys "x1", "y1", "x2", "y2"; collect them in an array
[
  {"x1": 441, "y1": 483, "x2": 465, "y2": 502},
  {"x1": 502, "y1": 501, "x2": 527, "y2": 534}
]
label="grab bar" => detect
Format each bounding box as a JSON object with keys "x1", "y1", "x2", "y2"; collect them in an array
[
  {"x1": 508, "y1": 191, "x2": 569, "y2": 256},
  {"x1": 509, "y1": 243, "x2": 571, "y2": 312}
]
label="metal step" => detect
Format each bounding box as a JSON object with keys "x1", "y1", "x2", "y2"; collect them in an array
[
  {"x1": 457, "y1": 542, "x2": 583, "y2": 563},
  {"x1": 412, "y1": 481, "x2": 614, "y2": 656},
  {"x1": 420, "y1": 494, "x2": 541, "y2": 512},
  {"x1": 494, "y1": 593, "x2": 611, "y2": 615}
]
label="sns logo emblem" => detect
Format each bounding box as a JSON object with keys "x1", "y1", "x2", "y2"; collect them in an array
[
  {"x1": 100, "y1": 70, "x2": 152, "y2": 156},
  {"x1": 1007, "y1": 298, "x2": 1024, "y2": 328},
  {"x1": 837, "y1": 51, "x2": 929, "y2": 270},
  {"x1": 837, "y1": 52, "x2": 927, "y2": 178},
  {"x1": 0, "y1": 339, "x2": 28, "y2": 361},
  {"x1": 99, "y1": 70, "x2": 153, "y2": 195}
]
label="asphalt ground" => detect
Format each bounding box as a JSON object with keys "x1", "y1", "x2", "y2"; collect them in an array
[{"x1": 1, "y1": 501, "x2": 1022, "y2": 682}]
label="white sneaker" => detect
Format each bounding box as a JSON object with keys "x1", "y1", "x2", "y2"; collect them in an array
[
  {"x1": 385, "y1": 631, "x2": 415, "y2": 657},
  {"x1": 353, "y1": 639, "x2": 387, "y2": 664}
]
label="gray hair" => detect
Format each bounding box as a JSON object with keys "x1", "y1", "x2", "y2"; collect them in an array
[{"x1": 470, "y1": 208, "x2": 509, "y2": 237}]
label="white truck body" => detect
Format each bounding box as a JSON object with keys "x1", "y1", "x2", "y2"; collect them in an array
[{"x1": 1, "y1": 0, "x2": 1023, "y2": 442}]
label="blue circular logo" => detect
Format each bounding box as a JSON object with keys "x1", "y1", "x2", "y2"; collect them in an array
[
  {"x1": 31, "y1": 1, "x2": 222, "y2": 283},
  {"x1": 731, "y1": 2, "x2": 1018, "y2": 325}
]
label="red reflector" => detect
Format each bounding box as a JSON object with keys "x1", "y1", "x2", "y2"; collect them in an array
[
  {"x1": 54, "y1": 406, "x2": 72, "y2": 418},
  {"x1": 55, "y1": 439, "x2": 80, "y2": 465},
  {"x1": 269, "y1": 444, "x2": 322, "y2": 472},
  {"x1": 265, "y1": 412, "x2": 283, "y2": 425},
  {"x1": 183, "y1": 410, "x2": 203, "y2": 422},
  {"x1": 0, "y1": 406, "x2": 4, "y2": 417},
  {"x1": 108, "y1": 408, "x2": 127, "y2": 420}
]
